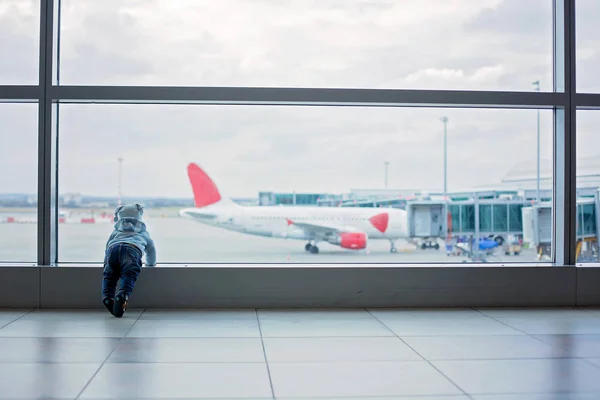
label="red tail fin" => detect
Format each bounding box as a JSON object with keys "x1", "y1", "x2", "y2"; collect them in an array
[{"x1": 187, "y1": 163, "x2": 222, "y2": 208}]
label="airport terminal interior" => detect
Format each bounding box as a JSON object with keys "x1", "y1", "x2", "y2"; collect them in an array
[{"x1": 2, "y1": 0, "x2": 600, "y2": 398}]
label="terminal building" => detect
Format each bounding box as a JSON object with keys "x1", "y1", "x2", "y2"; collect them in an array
[{"x1": 257, "y1": 159, "x2": 600, "y2": 262}]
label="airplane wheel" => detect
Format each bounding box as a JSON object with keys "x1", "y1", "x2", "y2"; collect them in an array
[
  {"x1": 305, "y1": 243, "x2": 312, "y2": 252},
  {"x1": 310, "y1": 245, "x2": 319, "y2": 254},
  {"x1": 391, "y1": 247, "x2": 398, "y2": 253}
]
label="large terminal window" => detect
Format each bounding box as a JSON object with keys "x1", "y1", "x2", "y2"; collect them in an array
[
  {"x1": 57, "y1": 0, "x2": 553, "y2": 91},
  {"x1": 0, "y1": 103, "x2": 38, "y2": 263},
  {"x1": 575, "y1": 111, "x2": 600, "y2": 265},
  {"x1": 57, "y1": 104, "x2": 552, "y2": 264},
  {"x1": 575, "y1": 1, "x2": 600, "y2": 265}
]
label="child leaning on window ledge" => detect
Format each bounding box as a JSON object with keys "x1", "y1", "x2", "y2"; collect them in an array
[{"x1": 101, "y1": 203, "x2": 156, "y2": 318}]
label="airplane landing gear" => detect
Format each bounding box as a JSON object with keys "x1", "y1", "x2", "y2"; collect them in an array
[
  {"x1": 305, "y1": 241, "x2": 320, "y2": 254},
  {"x1": 390, "y1": 240, "x2": 398, "y2": 253}
]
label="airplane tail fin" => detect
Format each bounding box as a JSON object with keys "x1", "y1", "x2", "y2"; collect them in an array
[{"x1": 187, "y1": 163, "x2": 236, "y2": 208}]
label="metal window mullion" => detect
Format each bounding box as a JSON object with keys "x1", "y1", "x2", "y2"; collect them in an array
[
  {"x1": 576, "y1": 93, "x2": 600, "y2": 109},
  {"x1": 37, "y1": 0, "x2": 55, "y2": 266},
  {"x1": 553, "y1": 0, "x2": 577, "y2": 266},
  {"x1": 0, "y1": 86, "x2": 40, "y2": 101},
  {"x1": 49, "y1": 85, "x2": 566, "y2": 108}
]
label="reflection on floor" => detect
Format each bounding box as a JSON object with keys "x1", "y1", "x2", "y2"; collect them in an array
[{"x1": 1, "y1": 308, "x2": 600, "y2": 399}]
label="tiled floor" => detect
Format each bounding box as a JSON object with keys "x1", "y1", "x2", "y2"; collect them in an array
[{"x1": 1, "y1": 308, "x2": 600, "y2": 399}]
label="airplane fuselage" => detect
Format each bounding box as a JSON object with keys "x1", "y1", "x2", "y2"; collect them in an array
[{"x1": 180, "y1": 204, "x2": 408, "y2": 241}]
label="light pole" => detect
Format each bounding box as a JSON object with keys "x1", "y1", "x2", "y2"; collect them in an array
[
  {"x1": 533, "y1": 80, "x2": 540, "y2": 202},
  {"x1": 440, "y1": 116, "x2": 449, "y2": 198},
  {"x1": 384, "y1": 161, "x2": 389, "y2": 189}
]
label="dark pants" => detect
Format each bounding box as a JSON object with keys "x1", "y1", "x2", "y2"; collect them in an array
[{"x1": 102, "y1": 243, "x2": 143, "y2": 299}]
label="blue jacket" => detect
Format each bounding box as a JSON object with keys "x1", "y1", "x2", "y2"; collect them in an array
[{"x1": 106, "y1": 216, "x2": 156, "y2": 266}]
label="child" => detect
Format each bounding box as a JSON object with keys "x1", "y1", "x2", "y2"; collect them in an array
[{"x1": 102, "y1": 203, "x2": 156, "y2": 318}]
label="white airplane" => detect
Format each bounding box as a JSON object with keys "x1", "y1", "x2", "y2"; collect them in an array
[{"x1": 179, "y1": 163, "x2": 410, "y2": 254}]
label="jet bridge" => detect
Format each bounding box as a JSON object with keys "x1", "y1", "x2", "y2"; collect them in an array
[
  {"x1": 406, "y1": 198, "x2": 530, "y2": 260},
  {"x1": 522, "y1": 190, "x2": 600, "y2": 262},
  {"x1": 407, "y1": 200, "x2": 528, "y2": 242},
  {"x1": 406, "y1": 201, "x2": 448, "y2": 249}
]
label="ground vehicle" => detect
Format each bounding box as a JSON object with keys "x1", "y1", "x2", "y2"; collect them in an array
[{"x1": 503, "y1": 235, "x2": 522, "y2": 256}]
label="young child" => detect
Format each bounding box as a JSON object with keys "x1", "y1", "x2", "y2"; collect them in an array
[{"x1": 102, "y1": 203, "x2": 156, "y2": 318}]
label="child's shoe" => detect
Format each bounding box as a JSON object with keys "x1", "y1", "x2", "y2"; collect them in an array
[
  {"x1": 113, "y1": 292, "x2": 129, "y2": 318},
  {"x1": 102, "y1": 297, "x2": 114, "y2": 315}
]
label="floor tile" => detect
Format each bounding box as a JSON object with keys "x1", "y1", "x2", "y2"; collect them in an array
[
  {"x1": 534, "y1": 334, "x2": 600, "y2": 358},
  {"x1": 258, "y1": 308, "x2": 373, "y2": 320},
  {"x1": 0, "y1": 362, "x2": 100, "y2": 399},
  {"x1": 125, "y1": 319, "x2": 261, "y2": 338},
  {"x1": 0, "y1": 337, "x2": 119, "y2": 362},
  {"x1": 140, "y1": 309, "x2": 256, "y2": 320},
  {"x1": 0, "y1": 309, "x2": 32, "y2": 325},
  {"x1": 476, "y1": 308, "x2": 590, "y2": 319},
  {"x1": 22, "y1": 309, "x2": 144, "y2": 321},
  {"x1": 79, "y1": 363, "x2": 272, "y2": 399},
  {"x1": 80, "y1": 398, "x2": 272, "y2": 400},
  {"x1": 382, "y1": 317, "x2": 523, "y2": 336},
  {"x1": 403, "y1": 335, "x2": 555, "y2": 360},
  {"x1": 369, "y1": 308, "x2": 483, "y2": 320},
  {"x1": 496, "y1": 317, "x2": 600, "y2": 334},
  {"x1": 80, "y1": 398, "x2": 274, "y2": 400},
  {"x1": 0, "y1": 320, "x2": 135, "y2": 337},
  {"x1": 587, "y1": 358, "x2": 600, "y2": 367},
  {"x1": 580, "y1": 308, "x2": 600, "y2": 317},
  {"x1": 433, "y1": 359, "x2": 600, "y2": 395},
  {"x1": 107, "y1": 338, "x2": 265, "y2": 363},
  {"x1": 269, "y1": 361, "x2": 462, "y2": 397},
  {"x1": 259, "y1": 318, "x2": 393, "y2": 337},
  {"x1": 472, "y1": 395, "x2": 600, "y2": 400},
  {"x1": 281, "y1": 397, "x2": 469, "y2": 400},
  {"x1": 263, "y1": 337, "x2": 421, "y2": 362}
]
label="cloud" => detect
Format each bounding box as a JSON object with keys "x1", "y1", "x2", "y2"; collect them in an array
[
  {"x1": 465, "y1": 0, "x2": 551, "y2": 38},
  {"x1": 0, "y1": 0, "x2": 38, "y2": 84},
  {"x1": 0, "y1": 104, "x2": 38, "y2": 193},
  {"x1": 1, "y1": 0, "x2": 599, "y2": 199}
]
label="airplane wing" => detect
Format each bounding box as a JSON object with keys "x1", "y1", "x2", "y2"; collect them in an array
[
  {"x1": 185, "y1": 210, "x2": 219, "y2": 220},
  {"x1": 288, "y1": 219, "x2": 360, "y2": 239}
]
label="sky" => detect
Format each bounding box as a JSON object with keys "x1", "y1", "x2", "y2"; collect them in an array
[{"x1": 1, "y1": 0, "x2": 600, "y2": 199}]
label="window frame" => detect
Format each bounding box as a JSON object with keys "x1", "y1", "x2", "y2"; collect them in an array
[{"x1": 0, "y1": 0, "x2": 588, "y2": 270}]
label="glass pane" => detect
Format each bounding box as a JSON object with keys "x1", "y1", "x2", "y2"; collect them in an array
[
  {"x1": 461, "y1": 205, "x2": 475, "y2": 232},
  {"x1": 58, "y1": 105, "x2": 553, "y2": 264},
  {"x1": 493, "y1": 204, "x2": 508, "y2": 232},
  {"x1": 0, "y1": 103, "x2": 38, "y2": 263},
  {"x1": 0, "y1": 0, "x2": 40, "y2": 85},
  {"x1": 576, "y1": 205, "x2": 583, "y2": 236},
  {"x1": 479, "y1": 205, "x2": 492, "y2": 232},
  {"x1": 508, "y1": 204, "x2": 523, "y2": 232},
  {"x1": 575, "y1": 110, "x2": 600, "y2": 264},
  {"x1": 577, "y1": 0, "x2": 600, "y2": 92},
  {"x1": 58, "y1": 0, "x2": 553, "y2": 90},
  {"x1": 449, "y1": 205, "x2": 460, "y2": 234},
  {"x1": 583, "y1": 204, "x2": 596, "y2": 235}
]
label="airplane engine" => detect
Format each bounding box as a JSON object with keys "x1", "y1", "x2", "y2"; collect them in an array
[{"x1": 335, "y1": 232, "x2": 368, "y2": 250}]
